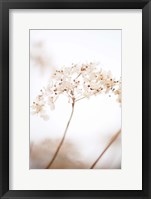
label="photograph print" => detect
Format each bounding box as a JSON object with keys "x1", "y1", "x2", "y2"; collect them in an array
[{"x1": 30, "y1": 29, "x2": 121, "y2": 169}]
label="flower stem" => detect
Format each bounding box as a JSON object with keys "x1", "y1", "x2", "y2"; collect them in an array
[
  {"x1": 75, "y1": 96, "x2": 86, "y2": 102},
  {"x1": 46, "y1": 102, "x2": 75, "y2": 169},
  {"x1": 90, "y1": 130, "x2": 121, "y2": 169}
]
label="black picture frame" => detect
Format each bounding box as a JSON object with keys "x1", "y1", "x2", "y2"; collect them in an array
[{"x1": 0, "y1": 0, "x2": 150, "y2": 198}]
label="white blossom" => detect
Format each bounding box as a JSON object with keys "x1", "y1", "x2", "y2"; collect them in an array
[{"x1": 31, "y1": 62, "x2": 121, "y2": 120}]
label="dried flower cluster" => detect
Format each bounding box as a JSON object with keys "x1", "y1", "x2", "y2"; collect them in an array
[{"x1": 31, "y1": 62, "x2": 121, "y2": 120}]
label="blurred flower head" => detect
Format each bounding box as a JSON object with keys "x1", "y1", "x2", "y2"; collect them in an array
[{"x1": 30, "y1": 41, "x2": 55, "y2": 74}]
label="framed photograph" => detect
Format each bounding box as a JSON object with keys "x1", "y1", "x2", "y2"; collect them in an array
[{"x1": 0, "y1": 0, "x2": 150, "y2": 198}]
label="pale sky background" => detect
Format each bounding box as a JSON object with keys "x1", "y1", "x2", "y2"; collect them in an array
[{"x1": 30, "y1": 30, "x2": 121, "y2": 169}]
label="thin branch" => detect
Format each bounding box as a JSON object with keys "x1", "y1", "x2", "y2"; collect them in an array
[
  {"x1": 46, "y1": 102, "x2": 75, "y2": 169},
  {"x1": 75, "y1": 96, "x2": 86, "y2": 102},
  {"x1": 74, "y1": 73, "x2": 81, "y2": 81},
  {"x1": 90, "y1": 129, "x2": 121, "y2": 169},
  {"x1": 75, "y1": 88, "x2": 103, "y2": 102}
]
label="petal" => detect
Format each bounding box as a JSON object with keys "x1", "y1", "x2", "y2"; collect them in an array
[
  {"x1": 41, "y1": 114, "x2": 49, "y2": 121},
  {"x1": 49, "y1": 102, "x2": 55, "y2": 110}
]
